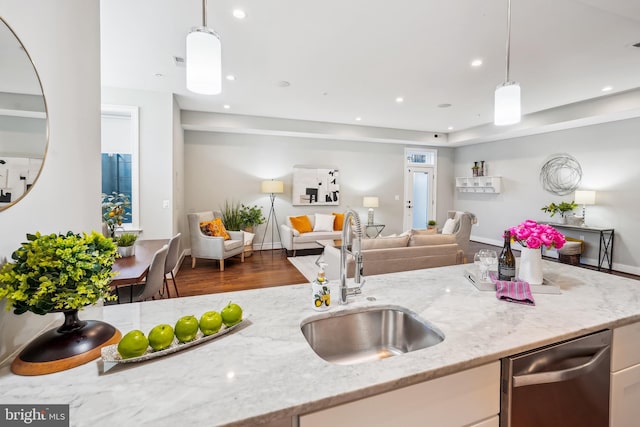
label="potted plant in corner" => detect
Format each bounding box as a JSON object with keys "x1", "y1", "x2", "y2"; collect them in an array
[
  {"x1": 541, "y1": 201, "x2": 578, "y2": 224},
  {"x1": 220, "y1": 200, "x2": 243, "y2": 231},
  {"x1": 0, "y1": 231, "x2": 121, "y2": 375},
  {"x1": 239, "y1": 204, "x2": 265, "y2": 257},
  {"x1": 115, "y1": 232, "x2": 138, "y2": 257},
  {"x1": 427, "y1": 220, "x2": 437, "y2": 230}
]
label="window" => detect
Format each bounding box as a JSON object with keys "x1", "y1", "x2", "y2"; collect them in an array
[{"x1": 101, "y1": 105, "x2": 139, "y2": 229}]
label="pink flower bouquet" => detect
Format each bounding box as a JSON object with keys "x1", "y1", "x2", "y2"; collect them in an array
[{"x1": 509, "y1": 220, "x2": 566, "y2": 250}]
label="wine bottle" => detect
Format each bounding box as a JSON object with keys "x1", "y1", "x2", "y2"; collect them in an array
[{"x1": 498, "y1": 230, "x2": 516, "y2": 281}]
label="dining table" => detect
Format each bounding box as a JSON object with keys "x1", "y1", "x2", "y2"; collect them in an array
[{"x1": 110, "y1": 239, "x2": 168, "y2": 287}]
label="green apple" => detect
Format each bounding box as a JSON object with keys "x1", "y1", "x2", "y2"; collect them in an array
[
  {"x1": 199, "y1": 311, "x2": 223, "y2": 336},
  {"x1": 117, "y1": 330, "x2": 149, "y2": 359},
  {"x1": 148, "y1": 324, "x2": 174, "y2": 351},
  {"x1": 221, "y1": 301, "x2": 243, "y2": 327},
  {"x1": 174, "y1": 315, "x2": 199, "y2": 343}
]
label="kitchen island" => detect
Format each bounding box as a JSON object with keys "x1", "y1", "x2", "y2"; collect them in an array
[{"x1": 1, "y1": 261, "x2": 639, "y2": 426}]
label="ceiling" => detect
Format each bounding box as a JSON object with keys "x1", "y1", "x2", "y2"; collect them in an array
[{"x1": 100, "y1": 0, "x2": 640, "y2": 136}]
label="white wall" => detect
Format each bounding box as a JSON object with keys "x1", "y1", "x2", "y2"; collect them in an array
[
  {"x1": 184, "y1": 130, "x2": 454, "y2": 248},
  {"x1": 101, "y1": 87, "x2": 175, "y2": 239},
  {"x1": 0, "y1": 0, "x2": 101, "y2": 365},
  {"x1": 172, "y1": 96, "x2": 185, "y2": 239},
  {"x1": 453, "y1": 117, "x2": 640, "y2": 274}
]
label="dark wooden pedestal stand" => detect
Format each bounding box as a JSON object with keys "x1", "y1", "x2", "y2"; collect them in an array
[{"x1": 11, "y1": 309, "x2": 121, "y2": 376}]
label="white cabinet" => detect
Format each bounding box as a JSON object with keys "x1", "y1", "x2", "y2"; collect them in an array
[
  {"x1": 610, "y1": 322, "x2": 640, "y2": 427},
  {"x1": 299, "y1": 361, "x2": 500, "y2": 427},
  {"x1": 455, "y1": 176, "x2": 501, "y2": 193}
]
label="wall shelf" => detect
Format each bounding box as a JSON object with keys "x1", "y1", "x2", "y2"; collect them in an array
[{"x1": 455, "y1": 176, "x2": 501, "y2": 193}]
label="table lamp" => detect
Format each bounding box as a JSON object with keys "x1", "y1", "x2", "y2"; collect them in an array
[
  {"x1": 362, "y1": 196, "x2": 379, "y2": 225},
  {"x1": 574, "y1": 190, "x2": 596, "y2": 226}
]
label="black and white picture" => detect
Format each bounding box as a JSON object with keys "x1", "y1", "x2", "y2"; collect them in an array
[{"x1": 292, "y1": 167, "x2": 339, "y2": 206}]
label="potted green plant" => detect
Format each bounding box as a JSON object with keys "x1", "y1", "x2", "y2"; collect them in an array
[
  {"x1": 0, "y1": 231, "x2": 121, "y2": 375},
  {"x1": 239, "y1": 204, "x2": 265, "y2": 232},
  {"x1": 102, "y1": 192, "x2": 131, "y2": 239},
  {"x1": 115, "y1": 232, "x2": 138, "y2": 257},
  {"x1": 220, "y1": 200, "x2": 243, "y2": 231},
  {"x1": 238, "y1": 204, "x2": 264, "y2": 258},
  {"x1": 427, "y1": 220, "x2": 437, "y2": 230},
  {"x1": 541, "y1": 201, "x2": 578, "y2": 223}
]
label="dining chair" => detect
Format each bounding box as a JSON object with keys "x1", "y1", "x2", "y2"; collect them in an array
[
  {"x1": 163, "y1": 233, "x2": 181, "y2": 298},
  {"x1": 117, "y1": 244, "x2": 169, "y2": 303}
]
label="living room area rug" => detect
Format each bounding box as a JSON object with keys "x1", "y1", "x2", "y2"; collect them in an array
[{"x1": 287, "y1": 255, "x2": 319, "y2": 283}]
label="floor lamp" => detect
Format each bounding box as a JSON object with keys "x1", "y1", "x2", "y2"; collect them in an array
[{"x1": 260, "y1": 180, "x2": 284, "y2": 252}]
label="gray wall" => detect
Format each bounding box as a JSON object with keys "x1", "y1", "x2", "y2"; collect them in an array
[
  {"x1": 184, "y1": 130, "x2": 454, "y2": 248},
  {"x1": 453, "y1": 117, "x2": 640, "y2": 275}
]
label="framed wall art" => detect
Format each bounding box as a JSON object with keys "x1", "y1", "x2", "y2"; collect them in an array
[{"x1": 292, "y1": 167, "x2": 339, "y2": 206}]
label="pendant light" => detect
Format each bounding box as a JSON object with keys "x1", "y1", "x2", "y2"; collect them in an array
[
  {"x1": 494, "y1": 0, "x2": 520, "y2": 126},
  {"x1": 186, "y1": 0, "x2": 221, "y2": 95}
]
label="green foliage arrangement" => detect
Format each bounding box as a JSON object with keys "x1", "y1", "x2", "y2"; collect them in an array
[
  {"x1": 541, "y1": 201, "x2": 578, "y2": 218},
  {"x1": 0, "y1": 231, "x2": 118, "y2": 315},
  {"x1": 427, "y1": 220, "x2": 437, "y2": 227},
  {"x1": 221, "y1": 200, "x2": 243, "y2": 231},
  {"x1": 115, "y1": 233, "x2": 138, "y2": 247},
  {"x1": 102, "y1": 192, "x2": 131, "y2": 238},
  {"x1": 239, "y1": 204, "x2": 265, "y2": 229}
]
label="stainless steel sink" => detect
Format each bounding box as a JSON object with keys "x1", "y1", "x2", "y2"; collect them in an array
[{"x1": 300, "y1": 306, "x2": 444, "y2": 365}]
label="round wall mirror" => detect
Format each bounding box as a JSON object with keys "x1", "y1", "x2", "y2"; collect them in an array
[{"x1": 0, "y1": 17, "x2": 48, "y2": 211}]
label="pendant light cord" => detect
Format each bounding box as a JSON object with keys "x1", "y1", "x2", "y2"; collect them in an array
[
  {"x1": 504, "y1": 0, "x2": 512, "y2": 83},
  {"x1": 202, "y1": 0, "x2": 207, "y2": 27}
]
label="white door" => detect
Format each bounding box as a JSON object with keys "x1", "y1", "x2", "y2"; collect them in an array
[{"x1": 404, "y1": 167, "x2": 435, "y2": 230}]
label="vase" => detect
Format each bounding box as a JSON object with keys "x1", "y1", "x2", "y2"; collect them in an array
[
  {"x1": 11, "y1": 309, "x2": 121, "y2": 376},
  {"x1": 518, "y1": 247, "x2": 544, "y2": 285},
  {"x1": 117, "y1": 245, "x2": 135, "y2": 257}
]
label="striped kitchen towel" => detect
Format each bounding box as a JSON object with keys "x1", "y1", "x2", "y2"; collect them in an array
[{"x1": 490, "y1": 272, "x2": 535, "y2": 306}]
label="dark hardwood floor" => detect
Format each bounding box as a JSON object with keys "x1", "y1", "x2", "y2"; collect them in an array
[{"x1": 163, "y1": 241, "x2": 638, "y2": 299}]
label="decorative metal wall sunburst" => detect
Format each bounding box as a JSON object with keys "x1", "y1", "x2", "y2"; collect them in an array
[{"x1": 539, "y1": 153, "x2": 582, "y2": 196}]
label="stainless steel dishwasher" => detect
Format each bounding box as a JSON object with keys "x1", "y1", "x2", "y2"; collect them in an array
[{"x1": 500, "y1": 329, "x2": 611, "y2": 427}]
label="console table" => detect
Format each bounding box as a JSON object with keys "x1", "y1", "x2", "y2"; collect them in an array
[{"x1": 541, "y1": 222, "x2": 614, "y2": 272}]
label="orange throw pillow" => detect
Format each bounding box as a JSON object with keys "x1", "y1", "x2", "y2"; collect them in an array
[
  {"x1": 200, "y1": 218, "x2": 230, "y2": 240},
  {"x1": 290, "y1": 215, "x2": 313, "y2": 234},
  {"x1": 333, "y1": 212, "x2": 345, "y2": 231}
]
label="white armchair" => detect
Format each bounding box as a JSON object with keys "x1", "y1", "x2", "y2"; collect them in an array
[{"x1": 187, "y1": 211, "x2": 245, "y2": 271}]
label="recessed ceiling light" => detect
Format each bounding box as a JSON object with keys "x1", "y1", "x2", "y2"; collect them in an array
[
  {"x1": 226, "y1": 74, "x2": 236, "y2": 81},
  {"x1": 437, "y1": 103, "x2": 452, "y2": 108},
  {"x1": 395, "y1": 97, "x2": 404, "y2": 103},
  {"x1": 277, "y1": 80, "x2": 290, "y2": 87},
  {"x1": 232, "y1": 9, "x2": 246, "y2": 19},
  {"x1": 602, "y1": 86, "x2": 613, "y2": 92},
  {"x1": 223, "y1": 104, "x2": 230, "y2": 109},
  {"x1": 154, "y1": 73, "x2": 164, "y2": 77},
  {"x1": 447, "y1": 126, "x2": 454, "y2": 130},
  {"x1": 471, "y1": 59, "x2": 483, "y2": 67},
  {"x1": 355, "y1": 117, "x2": 362, "y2": 121}
]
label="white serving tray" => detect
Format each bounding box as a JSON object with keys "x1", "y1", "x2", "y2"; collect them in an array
[
  {"x1": 464, "y1": 269, "x2": 561, "y2": 295},
  {"x1": 101, "y1": 318, "x2": 248, "y2": 364}
]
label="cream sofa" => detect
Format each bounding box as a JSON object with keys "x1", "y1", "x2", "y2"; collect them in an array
[
  {"x1": 323, "y1": 232, "x2": 464, "y2": 280},
  {"x1": 280, "y1": 214, "x2": 342, "y2": 256}
]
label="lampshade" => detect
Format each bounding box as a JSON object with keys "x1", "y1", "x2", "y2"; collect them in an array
[
  {"x1": 362, "y1": 196, "x2": 379, "y2": 208},
  {"x1": 494, "y1": 82, "x2": 521, "y2": 125},
  {"x1": 261, "y1": 180, "x2": 284, "y2": 194},
  {"x1": 186, "y1": 27, "x2": 222, "y2": 95},
  {"x1": 575, "y1": 190, "x2": 596, "y2": 205}
]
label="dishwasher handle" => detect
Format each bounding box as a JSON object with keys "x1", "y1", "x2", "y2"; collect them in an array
[{"x1": 512, "y1": 345, "x2": 609, "y2": 388}]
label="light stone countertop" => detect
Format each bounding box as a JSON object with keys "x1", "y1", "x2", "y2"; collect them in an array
[{"x1": 1, "y1": 262, "x2": 640, "y2": 426}]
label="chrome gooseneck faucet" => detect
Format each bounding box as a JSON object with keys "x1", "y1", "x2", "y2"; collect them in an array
[{"x1": 339, "y1": 209, "x2": 365, "y2": 304}]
